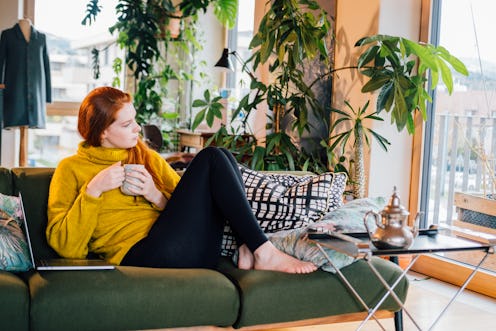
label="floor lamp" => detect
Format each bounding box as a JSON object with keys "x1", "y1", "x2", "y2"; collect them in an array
[{"x1": 214, "y1": 48, "x2": 256, "y2": 81}]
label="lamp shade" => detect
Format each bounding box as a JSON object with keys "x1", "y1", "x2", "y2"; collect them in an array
[{"x1": 214, "y1": 48, "x2": 234, "y2": 71}]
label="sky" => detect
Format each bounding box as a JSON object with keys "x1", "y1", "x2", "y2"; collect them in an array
[
  {"x1": 440, "y1": 0, "x2": 496, "y2": 64},
  {"x1": 35, "y1": 0, "x2": 118, "y2": 40}
]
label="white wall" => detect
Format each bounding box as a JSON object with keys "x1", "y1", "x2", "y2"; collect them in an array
[
  {"x1": 192, "y1": 7, "x2": 224, "y2": 101},
  {"x1": 0, "y1": 0, "x2": 22, "y2": 168},
  {"x1": 334, "y1": 0, "x2": 422, "y2": 205},
  {"x1": 368, "y1": 0, "x2": 421, "y2": 203}
]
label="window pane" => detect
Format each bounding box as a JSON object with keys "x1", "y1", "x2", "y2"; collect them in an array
[
  {"x1": 29, "y1": 0, "x2": 123, "y2": 166},
  {"x1": 223, "y1": 0, "x2": 255, "y2": 134},
  {"x1": 231, "y1": 0, "x2": 255, "y2": 90},
  {"x1": 424, "y1": 0, "x2": 496, "y2": 272},
  {"x1": 35, "y1": 0, "x2": 122, "y2": 101}
]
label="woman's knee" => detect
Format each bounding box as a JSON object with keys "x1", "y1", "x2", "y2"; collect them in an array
[
  {"x1": 197, "y1": 146, "x2": 222, "y2": 157},
  {"x1": 197, "y1": 146, "x2": 235, "y2": 161},
  {"x1": 193, "y1": 147, "x2": 238, "y2": 173},
  {"x1": 189, "y1": 147, "x2": 224, "y2": 168}
]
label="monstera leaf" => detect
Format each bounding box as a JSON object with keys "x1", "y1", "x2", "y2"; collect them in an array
[{"x1": 356, "y1": 35, "x2": 469, "y2": 134}]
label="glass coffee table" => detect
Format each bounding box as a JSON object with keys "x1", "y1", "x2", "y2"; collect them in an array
[{"x1": 308, "y1": 228, "x2": 495, "y2": 331}]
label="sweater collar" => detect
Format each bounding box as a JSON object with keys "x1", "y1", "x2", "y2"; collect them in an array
[{"x1": 77, "y1": 141, "x2": 129, "y2": 165}]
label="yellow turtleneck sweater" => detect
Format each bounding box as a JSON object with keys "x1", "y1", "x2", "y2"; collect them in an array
[{"x1": 46, "y1": 142, "x2": 181, "y2": 265}]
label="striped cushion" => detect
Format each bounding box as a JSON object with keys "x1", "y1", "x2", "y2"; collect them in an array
[{"x1": 221, "y1": 167, "x2": 347, "y2": 256}]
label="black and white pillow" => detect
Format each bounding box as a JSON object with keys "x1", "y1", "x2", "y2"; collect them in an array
[{"x1": 221, "y1": 166, "x2": 347, "y2": 256}]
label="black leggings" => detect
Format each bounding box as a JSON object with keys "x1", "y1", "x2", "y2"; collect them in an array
[{"x1": 121, "y1": 147, "x2": 268, "y2": 269}]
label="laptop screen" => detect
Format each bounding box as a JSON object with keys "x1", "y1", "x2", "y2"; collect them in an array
[{"x1": 18, "y1": 192, "x2": 37, "y2": 269}]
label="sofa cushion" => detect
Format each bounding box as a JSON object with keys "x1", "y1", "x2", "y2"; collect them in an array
[
  {"x1": 218, "y1": 257, "x2": 409, "y2": 328},
  {"x1": 0, "y1": 271, "x2": 30, "y2": 331},
  {"x1": 0, "y1": 167, "x2": 13, "y2": 196},
  {"x1": 241, "y1": 167, "x2": 347, "y2": 228},
  {"x1": 262, "y1": 197, "x2": 388, "y2": 273},
  {"x1": 320, "y1": 196, "x2": 387, "y2": 232},
  {"x1": 27, "y1": 266, "x2": 239, "y2": 331},
  {"x1": 222, "y1": 168, "x2": 347, "y2": 255}
]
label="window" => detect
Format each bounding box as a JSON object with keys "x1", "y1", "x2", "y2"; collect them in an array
[
  {"x1": 421, "y1": 0, "x2": 496, "y2": 275},
  {"x1": 220, "y1": 0, "x2": 255, "y2": 133},
  {"x1": 29, "y1": 0, "x2": 123, "y2": 166},
  {"x1": 226, "y1": 0, "x2": 255, "y2": 91}
]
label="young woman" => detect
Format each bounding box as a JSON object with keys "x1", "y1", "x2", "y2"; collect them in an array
[{"x1": 46, "y1": 86, "x2": 317, "y2": 274}]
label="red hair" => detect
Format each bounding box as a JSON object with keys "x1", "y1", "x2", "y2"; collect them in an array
[{"x1": 78, "y1": 87, "x2": 166, "y2": 191}]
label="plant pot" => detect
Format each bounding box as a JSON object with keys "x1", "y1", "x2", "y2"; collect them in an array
[
  {"x1": 454, "y1": 192, "x2": 496, "y2": 229},
  {"x1": 158, "y1": 11, "x2": 182, "y2": 39}
]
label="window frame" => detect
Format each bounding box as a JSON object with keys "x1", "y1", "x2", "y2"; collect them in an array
[{"x1": 412, "y1": 0, "x2": 496, "y2": 298}]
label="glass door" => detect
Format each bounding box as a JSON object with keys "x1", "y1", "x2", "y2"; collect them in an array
[{"x1": 421, "y1": 0, "x2": 496, "y2": 275}]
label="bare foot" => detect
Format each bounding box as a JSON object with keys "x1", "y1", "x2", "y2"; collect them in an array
[
  {"x1": 238, "y1": 244, "x2": 255, "y2": 270},
  {"x1": 253, "y1": 241, "x2": 318, "y2": 274}
]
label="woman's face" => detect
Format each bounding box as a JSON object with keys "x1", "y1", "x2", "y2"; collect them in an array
[{"x1": 100, "y1": 102, "x2": 141, "y2": 149}]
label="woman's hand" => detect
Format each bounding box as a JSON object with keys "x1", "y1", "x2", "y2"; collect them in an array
[
  {"x1": 124, "y1": 166, "x2": 167, "y2": 209},
  {"x1": 86, "y1": 161, "x2": 125, "y2": 198}
]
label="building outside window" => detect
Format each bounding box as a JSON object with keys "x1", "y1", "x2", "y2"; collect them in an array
[{"x1": 30, "y1": 0, "x2": 122, "y2": 166}]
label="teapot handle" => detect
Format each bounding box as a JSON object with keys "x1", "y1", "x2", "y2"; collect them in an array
[
  {"x1": 364, "y1": 210, "x2": 382, "y2": 236},
  {"x1": 412, "y1": 212, "x2": 423, "y2": 238}
]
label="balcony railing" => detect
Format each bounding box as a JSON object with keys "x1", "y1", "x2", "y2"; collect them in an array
[{"x1": 430, "y1": 113, "x2": 496, "y2": 225}]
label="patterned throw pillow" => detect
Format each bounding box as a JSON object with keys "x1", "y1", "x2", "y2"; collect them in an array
[
  {"x1": 0, "y1": 193, "x2": 32, "y2": 272},
  {"x1": 221, "y1": 167, "x2": 347, "y2": 256},
  {"x1": 320, "y1": 196, "x2": 387, "y2": 233}
]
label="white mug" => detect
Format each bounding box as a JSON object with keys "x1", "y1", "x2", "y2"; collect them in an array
[{"x1": 120, "y1": 164, "x2": 144, "y2": 196}]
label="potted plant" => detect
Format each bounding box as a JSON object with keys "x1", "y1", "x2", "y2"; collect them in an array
[
  {"x1": 352, "y1": 35, "x2": 468, "y2": 134},
  {"x1": 322, "y1": 35, "x2": 469, "y2": 197},
  {"x1": 192, "y1": 0, "x2": 332, "y2": 171},
  {"x1": 328, "y1": 100, "x2": 390, "y2": 199},
  {"x1": 81, "y1": 0, "x2": 239, "y2": 151}
]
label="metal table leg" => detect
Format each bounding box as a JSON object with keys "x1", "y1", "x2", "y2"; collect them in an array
[
  {"x1": 426, "y1": 250, "x2": 491, "y2": 331},
  {"x1": 394, "y1": 310, "x2": 403, "y2": 331},
  {"x1": 316, "y1": 243, "x2": 420, "y2": 331},
  {"x1": 315, "y1": 244, "x2": 388, "y2": 331}
]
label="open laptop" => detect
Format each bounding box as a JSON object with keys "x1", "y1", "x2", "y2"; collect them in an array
[{"x1": 19, "y1": 193, "x2": 115, "y2": 271}]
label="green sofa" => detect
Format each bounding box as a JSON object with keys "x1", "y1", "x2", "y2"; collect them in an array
[{"x1": 0, "y1": 167, "x2": 409, "y2": 331}]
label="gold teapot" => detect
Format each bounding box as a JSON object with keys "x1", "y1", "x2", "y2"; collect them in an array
[{"x1": 364, "y1": 187, "x2": 419, "y2": 249}]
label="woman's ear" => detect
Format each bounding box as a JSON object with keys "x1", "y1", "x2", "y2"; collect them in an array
[{"x1": 100, "y1": 129, "x2": 108, "y2": 144}]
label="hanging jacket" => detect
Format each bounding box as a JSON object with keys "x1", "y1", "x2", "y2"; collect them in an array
[{"x1": 0, "y1": 23, "x2": 51, "y2": 129}]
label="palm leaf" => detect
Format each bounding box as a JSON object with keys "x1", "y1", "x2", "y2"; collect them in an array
[{"x1": 213, "y1": 0, "x2": 238, "y2": 29}]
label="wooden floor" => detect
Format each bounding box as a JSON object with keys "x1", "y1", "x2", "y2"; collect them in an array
[{"x1": 159, "y1": 271, "x2": 496, "y2": 331}]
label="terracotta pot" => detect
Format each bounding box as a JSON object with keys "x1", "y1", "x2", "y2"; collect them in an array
[{"x1": 158, "y1": 10, "x2": 182, "y2": 39}]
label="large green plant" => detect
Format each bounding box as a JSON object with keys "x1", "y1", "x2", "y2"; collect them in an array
[
  {"x1": 192, "y1": 0, "x2": 331, "y2": 171},
  {"x1": 354, "y1": 35, "x2": 468, "y2": 134},
  {"x1": 194, "y1": 30, "x2": 468, "y2": 175}
]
